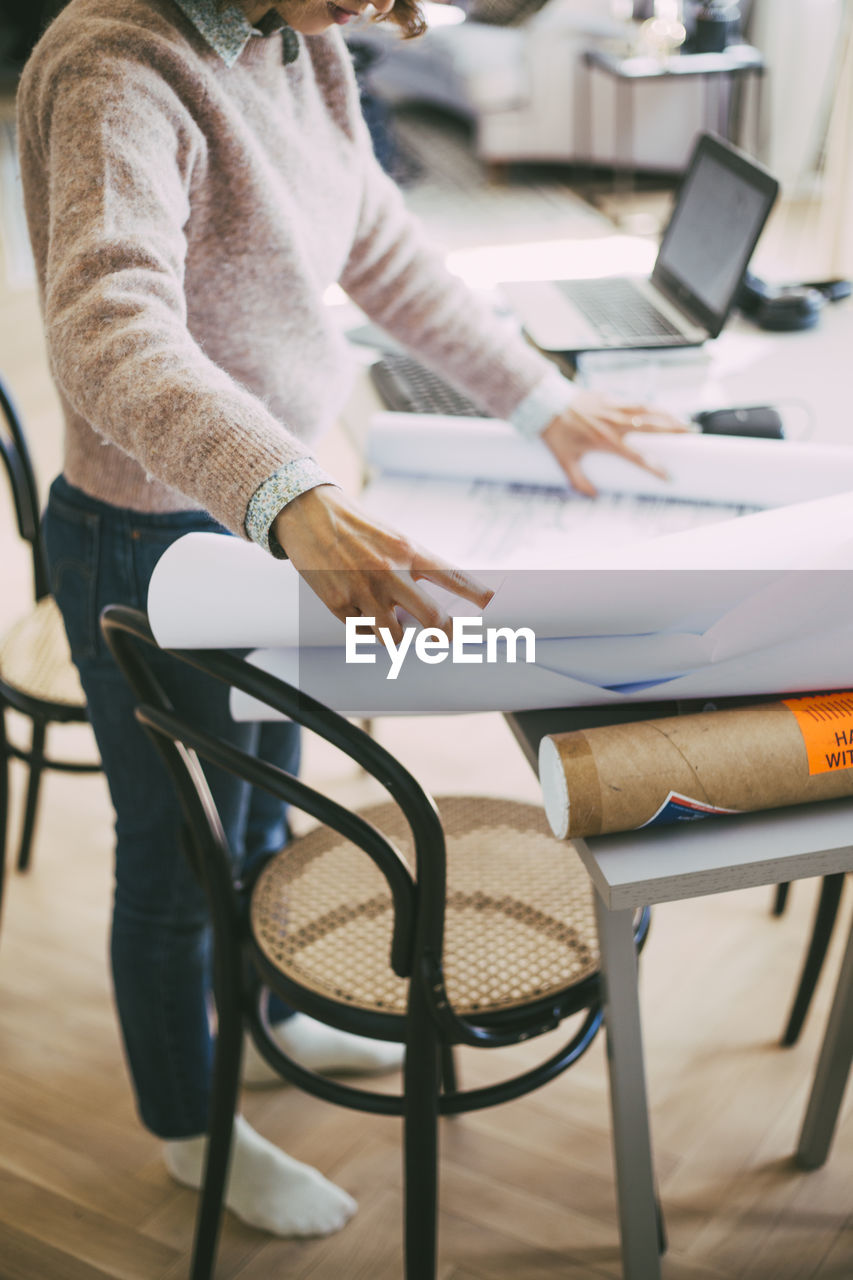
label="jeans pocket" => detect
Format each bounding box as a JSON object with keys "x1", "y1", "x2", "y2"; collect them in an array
[
  {"x1": 43, "y1": 490, "x2": 101, "y2": 663},
  {"x1": 129, "y1": 514, "x2": 229, "y2": 605}
]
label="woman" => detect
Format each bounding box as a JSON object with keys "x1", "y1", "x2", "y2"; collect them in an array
[{"x1": 17, "y1": 0, "x2": 675, "y2": 1238}]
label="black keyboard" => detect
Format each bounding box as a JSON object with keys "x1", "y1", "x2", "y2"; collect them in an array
[
  {"x1": 370, "y1": 353, "x2": 492, "y2": 418},
  {"x1": 558, "y1": 278, "x2": 683, "y2": 343}
]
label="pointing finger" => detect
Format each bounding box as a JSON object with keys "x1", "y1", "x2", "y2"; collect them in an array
[{"x1": 412, "y1": 560, "x2": 495, "y2": 610}]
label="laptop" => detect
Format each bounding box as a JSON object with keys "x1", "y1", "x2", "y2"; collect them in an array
[{"x1": 501, "y1": 132, "x2": 779, "y2": 355}]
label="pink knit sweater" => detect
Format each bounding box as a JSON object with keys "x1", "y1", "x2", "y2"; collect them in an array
[{"x1": 17, "y1": 0, "x2": 563, "y2": 541}]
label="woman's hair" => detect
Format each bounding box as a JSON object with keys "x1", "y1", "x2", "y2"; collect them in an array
[
  {"x1": 228, "y1": 2, "x2": 426, "y2": 39},
  {"x1": 377, "y1": 0, "x2": 426, "y2": 40}
]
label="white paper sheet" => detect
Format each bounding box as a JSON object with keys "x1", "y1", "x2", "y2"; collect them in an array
[
  {"x1": 145, "y1": 422, "x2": 853, "y2": 718},
  {"x1": 148, "y1": 505, "x2": 853, "y2": 657},
  {"x1": 360, "y1": 474, "x2": 753, "y2": 573},
  {"x1": 366, "y1": 415, "x2": 853, "y2": 510},
  {"x1": 231, "y1": 646, "x2": 599, "y2": 719},
  {"x1": 231, "y1": 615, "x2": 853, "y2": 719},
  {"x1": 147, "y1": 533, "x2": 334, "y2": 649}
]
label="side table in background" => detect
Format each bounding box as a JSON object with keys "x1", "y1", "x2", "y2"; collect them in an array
[{"x1": 581, "y1": 43, "x2": 765, "y2": 207}]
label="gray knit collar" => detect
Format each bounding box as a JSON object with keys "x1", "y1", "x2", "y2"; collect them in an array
[{"x1": 171, "y1": 0, "x2": 297, "y2": 68}]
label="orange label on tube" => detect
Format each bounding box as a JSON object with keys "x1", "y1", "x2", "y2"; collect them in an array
[{"x1": 782, "y1": 692, "x2": 853, "y2": 775}]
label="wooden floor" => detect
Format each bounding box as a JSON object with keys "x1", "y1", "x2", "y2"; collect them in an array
[
  {"x1": 2, "y1": 96, "x2": 853, "y2": 1280},
  {"x1": 3, "y1": 741, "x2": 853, "y2": 1280}
]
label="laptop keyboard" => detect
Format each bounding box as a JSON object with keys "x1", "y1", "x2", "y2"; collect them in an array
[
  {"x1": 558, "y1": 278, "x2": 684, "y2": 343},
  {"x1": 370, "y1": 353, "x2": 492, "y2": 418}
]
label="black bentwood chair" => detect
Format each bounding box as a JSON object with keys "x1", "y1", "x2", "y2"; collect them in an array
[
  {"x1": 0, "y1": 374, "x2": 99, "y2": 920},
  {"x1": 101, "y1": 605, "x2": 653, "y2": 1280},
  {"x1": 772, "y1": 875, "x2": 846, "y2": 1045}
]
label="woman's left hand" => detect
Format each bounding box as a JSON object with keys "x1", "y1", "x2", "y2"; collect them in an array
[{"x1": 540, "y1": 390, "x2": 688, "y2": 497}]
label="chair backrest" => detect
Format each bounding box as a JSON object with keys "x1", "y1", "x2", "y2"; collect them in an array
[
  {"x1": 101, "y1": 605, "x2": 574, "y2": 1049},
  {"x1": 0, "y1": 373, "x2": 49, "y2": 601},
  {"x1": 99, "y1": 605, "x2": 447, "y2": 977}
]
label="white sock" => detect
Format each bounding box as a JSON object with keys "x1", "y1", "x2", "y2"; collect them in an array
[
  {"x1": 242, "y1": 1012, "x2": 404, "y2": 1088},
  {"x1": 163, "y1": 1113, "x2": 356, "y2": 1237}
]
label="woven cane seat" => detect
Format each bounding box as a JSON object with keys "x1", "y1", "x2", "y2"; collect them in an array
[
  {"x1": 0, "y1": 596, "x2": 86, "y2": 708},
  {"x1": 251, "y1": 795, "x2": 599, "y2": 1018}
]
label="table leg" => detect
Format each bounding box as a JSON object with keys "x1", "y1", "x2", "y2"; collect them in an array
[
  {"x1": 717, "y1": 73, "x2": 730, "y2": 141},
  {"x1": 594, "y1": 897, "x2": 662, "y2": 1280},
  {"x1": 796, "y1": 915, "x2": 853, "y2": 1170},
  {"x1": 614, "y1": 78, "x2": 634, "y2": 206},
  {"x1": 755, "y1": 68, "x2": 768, "y2": 162}
]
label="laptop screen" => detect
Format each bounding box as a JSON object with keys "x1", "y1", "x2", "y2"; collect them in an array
[{"x1": 652, "y1": 134, "x2": 779, "y2": 337}]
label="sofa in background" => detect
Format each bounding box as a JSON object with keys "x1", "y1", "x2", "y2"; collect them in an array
[{"x1": 353, "y1": 0, "x2": 752, "y2": 172}]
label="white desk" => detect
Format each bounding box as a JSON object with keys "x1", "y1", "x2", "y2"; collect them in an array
[
  {"x1": 507, "y1": 692, "x2": 853, "y2": 1278},
  {"x1": 557, "y1": 786, "x2": 853, "y2": 1279},
  {"x1": 337, "y1": 246, "x2": 853, "y2": 1274}
]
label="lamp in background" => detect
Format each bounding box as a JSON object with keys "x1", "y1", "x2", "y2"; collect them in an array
[
  {"x1": 693, "y1": 2, "x2": 741, "y2": 52},
  {"x1": 639, "y1": 0, "x2": 687, "y2": 59}
]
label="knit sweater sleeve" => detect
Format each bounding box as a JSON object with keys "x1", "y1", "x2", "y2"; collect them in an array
[
  {"x1": 338, "y1": 132, "x2": 570, "y2": 425},
  {"x1": 24, "y1": 47, "x2": 317, "y2": 538}
]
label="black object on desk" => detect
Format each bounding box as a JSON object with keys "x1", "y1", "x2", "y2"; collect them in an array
[
  {"x1": 805, "y1": 279, "x2": 853, "y2": 303},
  {"x1": 693, "y1": 404, "x2": 784, "y2": 438},
  {"x1": 737, "y1": 271, "x2": 852, "y2": 333}
]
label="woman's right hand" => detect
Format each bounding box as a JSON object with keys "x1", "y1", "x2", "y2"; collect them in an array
[
  {"x1": 272, "y1": 485, "x2": 493, "y2": 642},
  {"x1": 541, "y1": 389, "x2": 688, "y2": 497}
]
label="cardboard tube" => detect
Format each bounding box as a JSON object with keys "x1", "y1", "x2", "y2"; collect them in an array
[{"x1": 539, "y1": 695, "x2": 853, "y2": 840}]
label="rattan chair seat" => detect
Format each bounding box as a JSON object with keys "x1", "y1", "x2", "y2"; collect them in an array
[
  {"x1": 251, "y1": 795, "x2": 599, "y2": 1018},
  {"x1": 0, "y1": 596, "x2": 86, "y2": 708}
]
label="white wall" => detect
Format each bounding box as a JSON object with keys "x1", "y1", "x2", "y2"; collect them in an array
[{"x1": 751, "y1": 0, "x2": 847, "y2": 195}]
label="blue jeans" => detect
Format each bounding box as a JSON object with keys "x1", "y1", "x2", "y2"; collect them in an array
[{"x1": 44, "y1": 476, "x2": 300, "y2": 1139}]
